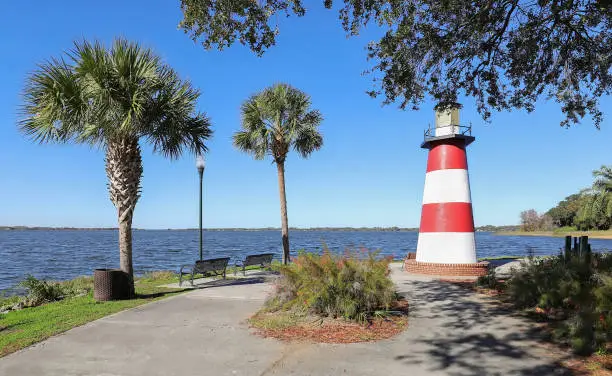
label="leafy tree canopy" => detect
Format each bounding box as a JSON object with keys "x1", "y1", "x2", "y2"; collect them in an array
[
  {"x1": 546, "y1": 165, "x2": 612, "y2": 230},
  {"x1": 180, "y1": 0, "x2": 612, "y2": 127},
  {"x1": 546, "y1": 193, "x2": 585, "y2": 227}
]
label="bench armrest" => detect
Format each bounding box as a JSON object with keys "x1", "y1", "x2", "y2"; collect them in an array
[{"x1": 179, "y1": 264, "x2": 195, "y2": 274}]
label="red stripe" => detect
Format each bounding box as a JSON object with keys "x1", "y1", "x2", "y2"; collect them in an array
[
  {"x1": 419, "y1": 202, "x2": 475, "y2": 232},
  {"x1": 426, "y1": 142, "x2": 468, "y2": 172}
]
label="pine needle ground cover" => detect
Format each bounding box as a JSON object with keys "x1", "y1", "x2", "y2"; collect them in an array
[{"x1": 249, "y1": 249, "x2": 408, "y2": 343}]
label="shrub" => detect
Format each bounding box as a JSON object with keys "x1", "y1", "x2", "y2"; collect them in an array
[
  {"x1": 594, "y1": 274, "x2": 612, "y2": 348},
  {"x1": 476, "y1": 268, "x2": 501, "y2": 290},
  {"x1": 0, "y1": 295, "x2": 22, "y2": 312},
  {"x1": 265, "y1": 248, "x2": 396, "y2": 323},
  {"x1": 19, "y1": 275, "x2": 65, "y2": 306},
  {"x1": 505, "y1": 252, "x2": 612, "y2": 355}
]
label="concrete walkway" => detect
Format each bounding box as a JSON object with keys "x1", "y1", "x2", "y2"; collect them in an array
[{"x1": 0, "y1": 264, "x2": 571, "y2": 376}]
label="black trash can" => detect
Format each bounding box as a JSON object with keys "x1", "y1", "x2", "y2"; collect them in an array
[{"x1": 94, "y1": 269, "x2": 131, "y2": 301}]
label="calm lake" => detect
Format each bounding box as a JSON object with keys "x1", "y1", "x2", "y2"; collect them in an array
[{"x1": 2, "y1": 230, "x2": 612, "y2": 292}]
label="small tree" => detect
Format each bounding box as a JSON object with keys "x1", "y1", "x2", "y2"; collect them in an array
[
  {"x1": 520, "y1": 209, "x2": 541, "y2": 232},
  {"x1": 538, "y1": 214, "x2": 554, "y2": 232}
]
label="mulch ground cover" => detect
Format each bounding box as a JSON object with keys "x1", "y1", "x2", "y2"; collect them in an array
[
  {"x1": 562, "y1": 352, "x2": 612, "y2": 376},
  {"x1": 251, "y1": 299, "x2": 409, "y2": 344}
]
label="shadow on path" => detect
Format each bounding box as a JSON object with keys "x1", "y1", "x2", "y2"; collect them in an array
[
  {"x1": 393, "y1": 277, "x2": 573, "y2": 376},
  {"x1": 136, "y1": 288, "x2": 192, "y2": 299},
  {"x1": 189, "y1": 276, "x2": 267, "y2": 290}
]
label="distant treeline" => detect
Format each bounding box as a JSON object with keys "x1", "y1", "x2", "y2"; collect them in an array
[{"x1": 475, "y1": 225, "x2": 521, "y2": 232}]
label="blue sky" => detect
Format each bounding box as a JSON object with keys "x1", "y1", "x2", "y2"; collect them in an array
[{"x1": 1, "y1": 1, "x2": 610, "y2": 229}]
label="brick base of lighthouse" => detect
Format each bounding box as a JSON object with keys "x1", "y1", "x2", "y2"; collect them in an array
[{"x1": 403, "y1": 258, "x2": 489, "y2": 277}]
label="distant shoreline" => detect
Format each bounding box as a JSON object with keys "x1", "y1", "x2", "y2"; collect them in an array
[
  {"x1": 1, "y1": 226, "x2": 420, "y2": 232},
  {"x1": 495, "y1": 230, "x2": 612, "y2": 240},
  {"x1": 1, "y1": 225, "x2": 510, "y2": 232}
]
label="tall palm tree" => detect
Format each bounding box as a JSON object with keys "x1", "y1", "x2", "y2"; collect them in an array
[
  {"x1": 20, "y1": 39, "x2": 212, "y2": 295},
  {"x1": 234, "y1": 83, "x2": 323, "y2": 264}
]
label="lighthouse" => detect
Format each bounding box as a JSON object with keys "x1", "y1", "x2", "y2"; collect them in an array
[{"x1": 404, "y1": 105, "x2": 489, "y2": 276}]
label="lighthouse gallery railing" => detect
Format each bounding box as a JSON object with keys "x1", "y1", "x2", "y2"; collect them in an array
[{"x1": 423, "y1": 123, "x2": 472, "y2": 142}]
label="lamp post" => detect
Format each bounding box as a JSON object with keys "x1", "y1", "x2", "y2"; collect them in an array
[{"x1": 196, "y1": 155, "x2": 205, "y2": 261}]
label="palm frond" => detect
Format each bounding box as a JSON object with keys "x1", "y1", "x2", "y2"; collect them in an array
[
  {"x1": 235, "y1": 83, "x2": 323, "y2": 162},
  {"x1": 235, "y1": 94, "x2": 271, "y2": 159},
  {"x1": 20, "y1": 38, "x2": 212, "y2": 157},
  {"x1": 141, "y1": 67, "x2": 212, "y2": 159},
  {"x1": 593, "y1": 165, "x2": 612, "y2": 193},
  {"x1": 19, "y1": 57, "x2": 88, "y2": 143},
  {"x1": 293, "y1": 124, "x2": 323, "y2": 158},
  {"x1": 146, "y1": 113, "x2": 212, "y2": 159}
]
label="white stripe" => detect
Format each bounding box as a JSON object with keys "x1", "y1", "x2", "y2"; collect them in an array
[
  {"x1": 416, "y1": 232, "x2": 476, "y2": 264},
  {"x1": 422, "y1": 169, "x2": 472, "y2": 204}
]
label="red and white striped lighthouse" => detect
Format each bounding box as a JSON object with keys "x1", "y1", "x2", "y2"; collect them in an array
[{"x1": 405, "y1": 106, "x2": 488, "y2": 276}]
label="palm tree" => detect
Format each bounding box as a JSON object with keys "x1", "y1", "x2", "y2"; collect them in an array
[
  {"x1": 593, "y1": 165, "x2": 612, "y2": 225},
  {"x1": 575, "y1": 167, "x2": 612, "y2": 230},
  {"x1": 593, "y1": 165, "x2": 612, "y2": 194},
  {"x1": 20, "y1": 39, "x2": 212, "y2": 295},
  {"x1": 233, "y1": 83, "x2": 323, "y2": 264}
]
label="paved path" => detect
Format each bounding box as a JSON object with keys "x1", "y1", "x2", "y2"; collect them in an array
[{"x1": 0, "y1": 264, "x2": 571, "y2": 376}]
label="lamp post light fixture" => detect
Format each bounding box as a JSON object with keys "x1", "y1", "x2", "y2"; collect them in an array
[{"x1": 196, "y1": 155, "x2": 205, "y2": 261}]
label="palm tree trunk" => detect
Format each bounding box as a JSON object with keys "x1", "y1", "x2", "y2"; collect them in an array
[
  {"x1": 106, "y1": 137, "x2": 143, "y2": 297},
  {"x1": 276, "y1": 162, "x2": 290, "y2": 264}
]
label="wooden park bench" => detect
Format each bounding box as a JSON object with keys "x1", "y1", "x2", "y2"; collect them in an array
[
  {"x1": 179, "y1": 257, "x2": 230, "y2": 286},
  {"x1": 234, "y1": 253, "x2": 275, "y2": 276}
]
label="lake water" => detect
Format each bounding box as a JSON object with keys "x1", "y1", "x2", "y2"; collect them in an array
[{"x1": 2, "y1": 230, "x2": 612, "y2": 292}]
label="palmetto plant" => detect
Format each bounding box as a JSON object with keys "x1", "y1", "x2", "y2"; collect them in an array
[
  {"x1": 234, "y1": 83, "x2": 323, "y2": 264},
  {"x1": 20, "y1": 39, "x2": 212, "y2": 295}
]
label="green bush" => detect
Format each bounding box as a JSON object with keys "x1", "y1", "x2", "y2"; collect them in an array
[
  {"x1": 19, "y1": 275, "x2": 65, "y2": 306},
  {"x1": 11, "y1": 275, "x2": 93, "y2": 309},
  {"x1": 506, "y1": 256, "x2": 574, "y2": 310},
  {"x1": 505, "y1": 252, "x2": 612, "y2": 355},
  {"x1": 265, "y1": 248, "x2": 396, "y2": 323},
  {"x1": 476, "y1": 268, "x2": 501, "y2": 290},
  {"x1": 594, "y1": 273, "x2": 612, "y2": 349}
]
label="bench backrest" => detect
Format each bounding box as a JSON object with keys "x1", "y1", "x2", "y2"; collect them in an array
[
  {"x1": 194, "y1": 257, "x2": 230, "y2": 273},
  {"x1": 243, "y1": 253, "x2": 274, "y2": 267}
]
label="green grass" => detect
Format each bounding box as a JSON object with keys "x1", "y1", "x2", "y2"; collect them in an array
[
  {"x1": 478, "y1": 255, "x2": 523, "y2": 261},
  {"x1": 0, "y1": 273, "x2": 187, "y2": 357}
]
